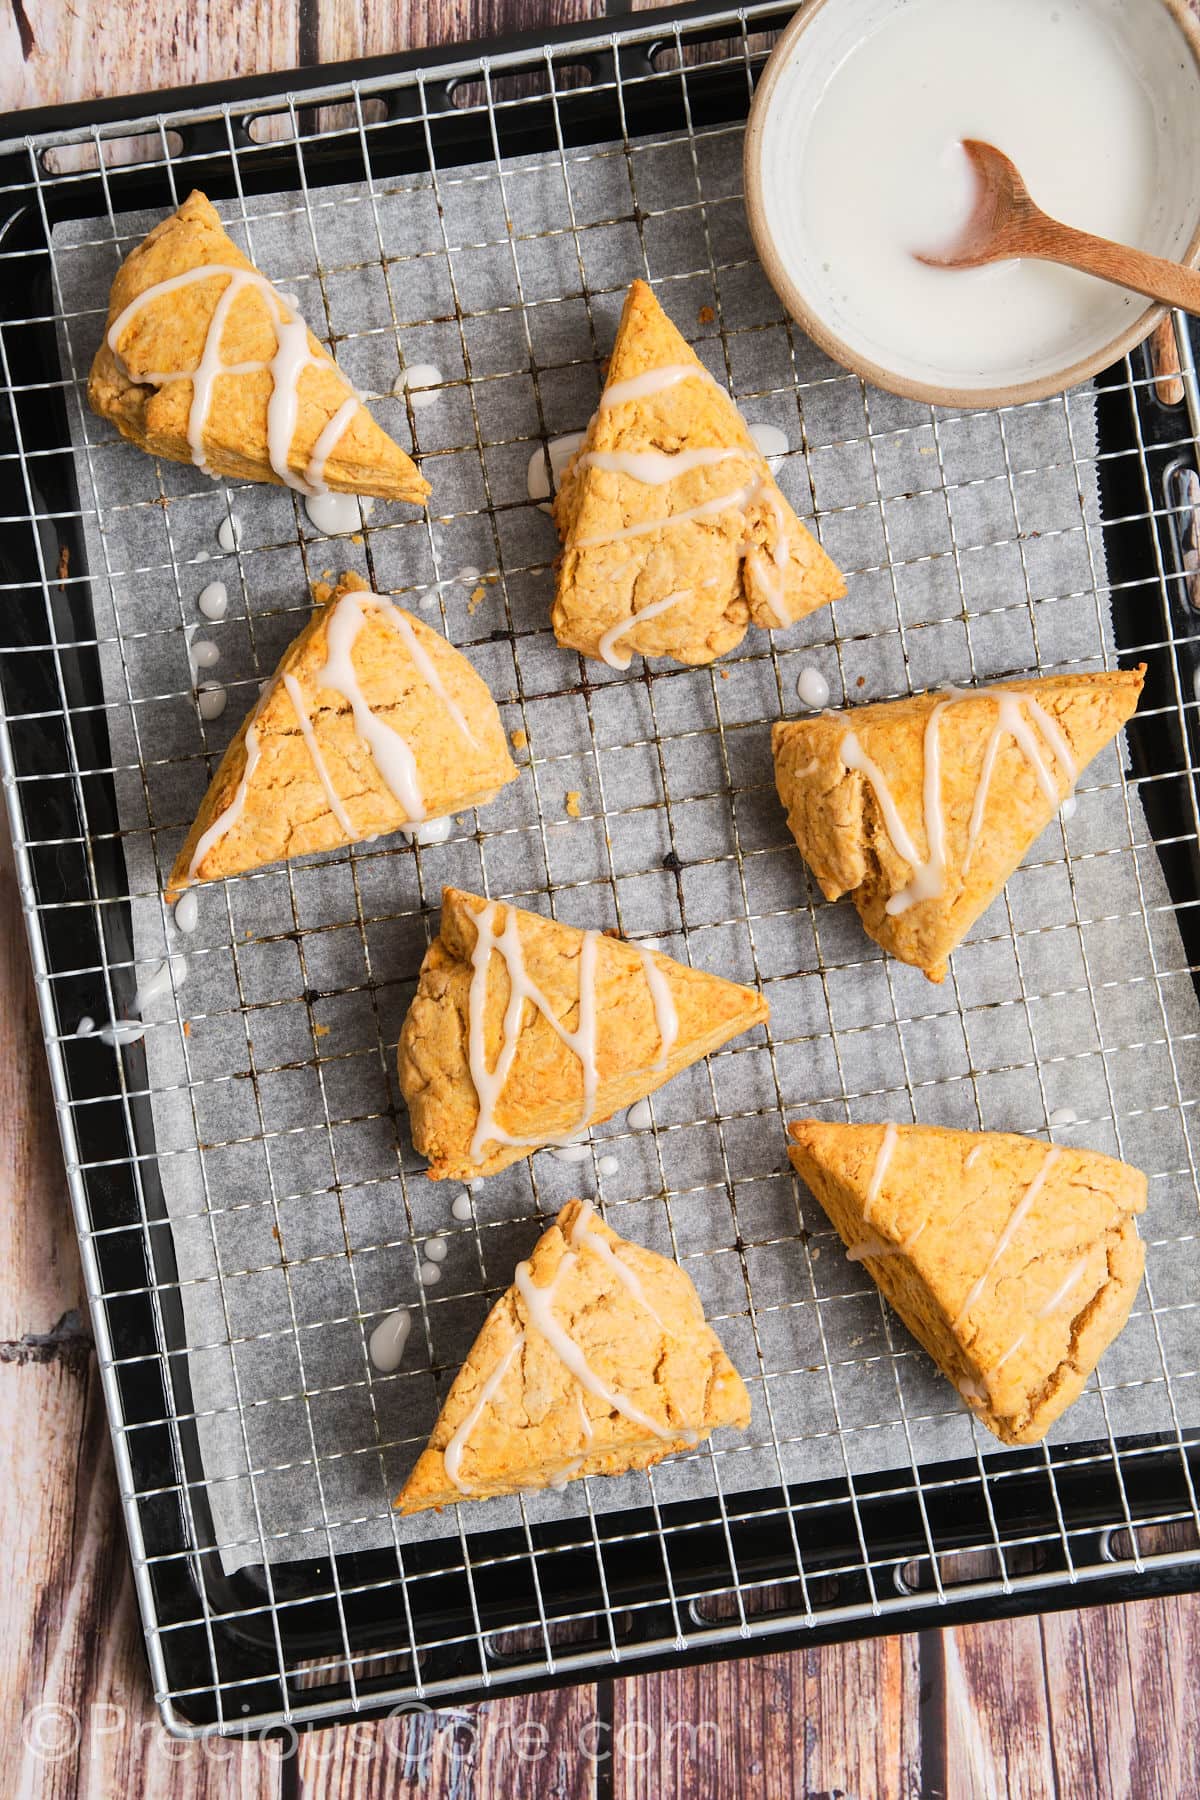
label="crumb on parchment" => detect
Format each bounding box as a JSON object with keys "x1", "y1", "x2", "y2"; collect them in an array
[
  {"x1": 511, "y1": 728, "x2": 528, "y2": 750},
  {"x1": 314, "y1": 1022, "x2": 330, "y2": 1038},
  {"x1": 565, "y1": 790, "x2": 581, "y2": 818},
  {"x1": 467, "y1": 585, "x2": 486, "y2": 614},
  {"x1": 698, "y1": 304, "x2": 715, "y2": 325}
]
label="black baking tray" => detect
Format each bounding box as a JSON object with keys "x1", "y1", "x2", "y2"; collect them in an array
[{"x1": 2, "y1": 1, "x2": 1200, "y2": 1734}]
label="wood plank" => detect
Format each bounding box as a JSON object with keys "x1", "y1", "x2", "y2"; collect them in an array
[
  {"x1": 1041, "y1": 1596, "x2": 1200, "y2": 1799},
  {"x1": 938, "y1": 1619, "x2": 1057, "y2": 1800},
  {"x1": 0, "y1": 0, "x2": 300, "y2": 113},
  {"x1": 0, "y1": 831, "x2": 83, "y2": 1341},
  {"x1": 296, "y1": 1684, "x2": 599, "y2": 1797},
  {"x1": 0, "y1": 1353, "x2": 281, "y2": 1798},
  {"x1": 611, "y1": 1637, "x2": 922, "y2": 1800},
  {"x1": 315, "y1": 0, "x2": 607, "y2": 66}
]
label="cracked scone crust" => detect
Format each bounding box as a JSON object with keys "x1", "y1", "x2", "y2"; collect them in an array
[
  {"x1": 788, "y1": 1120, "x2": 1146, "y2": 1445},
  {"x1": 398, "y1": 887, "x2": 769, "y2": 1180},
  {"x1": 773, "y1": 669, "x2": 1144, "y2": 982},
  {"x1": 88, "y1": 190, "x2": 429, "y2": 504},
  {"x1": 551, "y1": 279, "x2": 844, "y2": 666},
  {"x1": 170, "y1": 575, "x2": 517, "y2": 890},
  {"x1": 396, "y1": 1199, "x2": 751, "y2": 1511}
]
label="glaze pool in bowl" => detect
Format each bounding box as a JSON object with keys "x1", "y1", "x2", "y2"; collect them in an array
[{"x1": 744, "y1": 0, "x2": 1200, "y2": 406}]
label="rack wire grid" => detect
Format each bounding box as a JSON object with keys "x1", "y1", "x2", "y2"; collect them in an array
[{"x1": 4, "y1": 0, "x2": 1200, "y2": 1739}]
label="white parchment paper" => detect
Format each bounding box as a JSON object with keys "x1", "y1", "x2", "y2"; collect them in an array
[{"x1": 51, "y1": 125, "x2": 1200, "y2": 1574}]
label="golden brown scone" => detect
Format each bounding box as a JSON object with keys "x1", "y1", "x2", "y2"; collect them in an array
[
  {"x1": 399, "y1": 887, "x2": 768, "y2": 1180},
  {"x1": 396, "y1": 1198, "x2": 751, "y2": 1511},
  {"x1": 170, "y1": 574, "x2": 517, "y2": 892},
  {"x1": 550, "y1": 279, "x2": 844, "y2": 667},
  {"x1": 773, "y1": 669, "x2": 1144, "y2": 982},
  {"x1": 89, "y1": 190, "x2": 429, "y2": 505},
  {"x1": 788, "y1": 1120, "x2": 1146, "y2": 1446}
]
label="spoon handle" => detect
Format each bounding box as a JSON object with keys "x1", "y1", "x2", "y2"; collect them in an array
[{"x1": 1024, "y1": 217, "x2": 1200, "y2": 315}]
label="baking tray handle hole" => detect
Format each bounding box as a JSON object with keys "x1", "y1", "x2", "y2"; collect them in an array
[
  {"x1": 41, "y1": 132, "x2": 184, "y2": 176},
  {"x1": 448, "y1": 63, "x2": 595, "y2": 110},
  {"x1": 485, "y1": 1609, "x2": 635, "y2": 1664},
  {"x1": 894, "y1": 1544, "x2": 1048, "y2": 1595},
  {"x1": 690, "y1": 1574, "x2": 838, "y2": 1625},
  {"x1": 1100, "y1": 1517, "x2": 1200, "y2": 1563},
  {"x1": 288, "y1": 1646, "x2": 425, "y2": 1696},
  {"x1": 247, "y1": 101, "x2": 389, "y2": 144}
]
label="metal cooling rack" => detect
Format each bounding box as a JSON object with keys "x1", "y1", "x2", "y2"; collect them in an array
[{"x1": 3, "y1": 0, "x2": 1200, "y2": 1738}]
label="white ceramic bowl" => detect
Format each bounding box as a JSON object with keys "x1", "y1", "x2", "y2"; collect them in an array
[{"x1": 744, "y1": 0, "x2": 1200, "y2": 406}]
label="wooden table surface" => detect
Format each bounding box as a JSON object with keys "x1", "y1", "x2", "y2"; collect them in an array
[{"x1": 3, "y1": 2, "x2": 1199, "y2": 1794}]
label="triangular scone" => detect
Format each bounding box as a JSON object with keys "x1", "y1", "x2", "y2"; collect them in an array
[
  {"x1": 550, "y1": 280, "x2": 844, "y2": 667},
  {"x1": 399, "y1": 888, "x2": 768, "y2": 1180},
  {"x1": 169, "y1": 574, "x2": 517, "y2": 891},
  {"x1": 397, "y1": 1199, "x2": 751, "y2": 1511},
  {"x1": 89, "y1": 191, "x2": 429, "y2": 505},
  {"x1": 788, "y1": 1120, "x2": 1146, "y2": 1445},
  {"x1": 773, "y1": 669, "x2": 1144, "y2": 982}
]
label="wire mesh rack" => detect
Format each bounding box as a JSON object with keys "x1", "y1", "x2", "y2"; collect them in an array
[{"x1": 3, "y1": 0, "x2": 1200, "y2": 1739}]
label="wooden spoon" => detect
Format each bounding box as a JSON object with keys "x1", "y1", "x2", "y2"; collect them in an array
[{"x1": 917, "y1": 139, "x2": 1200, "y2": 314}]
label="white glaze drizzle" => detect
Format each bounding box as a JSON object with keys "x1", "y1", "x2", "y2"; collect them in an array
[
  {"x1": 374, "y1": 602, "x2": 479, "y2": 748},
  {"x1": 954, "y1": 1146, "x2": 1061, "y2": 1328},
  {"x1": 597, "y1": 590, "x2": 691, "y2": 670},
  {"x1": 304, "y1": 395, "x2": 360, "y2": 491},
  {"x1": 466, "y1": 902, "x2": 602, "y2": 1164},
  {"x1": 281, "y1": 672, "x2": 356, "y2": 836},
  {"x1": 197, "y1": 682, "x2": 227, "y2": 721},
  {"x1": 862, "y1": 1123, "x2": 898, "y2": 1224},
  {"x1": 527, "y1": 433, "x2": 586, "y2": 508},
  {"x1": 627, "y1": 1098, "x2": 654, "y2": 1131},
  {"x1": 316, "y1": 589, "x2": 425, "y2": 821},
  {"x1": 574, "y1": 476, "x2": 760, "y2": 551},
  {"x1": 796, "y1": 669, "x2": 830, "y2": 710},
  {"x1": 173, "y1": 891, "x2": 199, "y2": 934},
  {"x1": 638, "y1": 946, "x2": 679, "y2": 1071},
  {"x1": 107, "y1": 263, "x2": 356, "y2": 495},
  {"x1": 187, "y1": 709, "x2": 264, "y2": 880},
  {"x1": 133, "y1": 953, "x2": 187, "y2": 1015},
  {"x1": 514, "y1": 1254, "x2": 668, "y2": 1437},
  {"x1": 581, "y1": 360, "x2": 794, "y2": 623},
  {"x1": 368, "y1": 1308, "x2": 412, "y2": 1373},
  {"x1": 597, "y1": 362, "x2": 718, "y2": 411},
  {"x1": 198, "y1": 580, "x2": 228, "y2": 621},
  {"x1": 597, "y1": 594, "x2": 690, "y2": 673},
  {"x1": 845, "y1": 1233, "x2": 904, "y2": 1263},
  {"x1": 992, "y1": 1255, "x2": 1090, "y2": 1373},
  {"x1": 580, "y1": 447, "x2": 743, "y2": 485},
  {"x1": 964, "y1": 695, "x2": 1078, "y2": 873},
  {"x1": 569, "y1": 1201, "x2": 665, "y2": 1327},
  {"x1": 749, "y1": 486, "x2": 792, "y2": 627},
  {"x1": 841, "y1": 688, "x2": 1079, "y2": 907},
  {"x1": 965, "y1": 1144, "x2": 985, "y2": 1171},
  {"x1": 443, "y1": 1332, "x2": 525, "y2": 1492}
]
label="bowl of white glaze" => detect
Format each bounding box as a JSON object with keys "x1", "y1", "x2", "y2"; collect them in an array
[{"x1": 744, "y1": 0, "x2": 1200, "y2": 406}]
